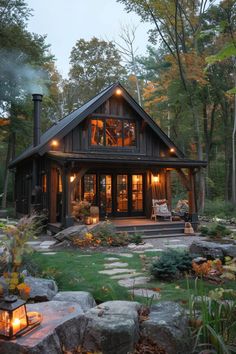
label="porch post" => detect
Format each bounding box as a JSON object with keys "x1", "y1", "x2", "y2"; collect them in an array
[
  {"x1": 62, "y1": 164, "x2": 74, "y2": 228},
  {"x1": 188, "y1": 168, "x2": 198, "y2": 226},
  {"x1": 166, "y1": 169, "x2": 172, "y2": 210}
]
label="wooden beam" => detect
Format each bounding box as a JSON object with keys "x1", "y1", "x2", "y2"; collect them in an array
[
  {"x1": 188, "y1": 168, "x2": 196, "y2": 214},
  {"x1": 166, "y1": 170, "x2": 172, "y2": 210},
  {"x1": 141, "y1": 120, "x2": 147, "y2": 132},
  {"x1": 176, "y1": 168, "x2": 191, "y2": 191}
]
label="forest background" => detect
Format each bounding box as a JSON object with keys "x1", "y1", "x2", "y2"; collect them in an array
[{"x1": 0, "y1": 0, "x2": 236, "y2": 217}]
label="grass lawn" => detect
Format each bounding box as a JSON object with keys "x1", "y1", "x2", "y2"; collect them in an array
[{"x1": 25, "y1": 249, "x2": 236, "y2": 305}]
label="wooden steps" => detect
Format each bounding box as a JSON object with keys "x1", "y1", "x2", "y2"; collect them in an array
[{"x1": 116, "y1": 221, "x2": 185, "y2": 239}]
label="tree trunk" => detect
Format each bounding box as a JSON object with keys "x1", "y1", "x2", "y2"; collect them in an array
[{"x1": 1, "y1": 135, "x2": 13, "y2": 209}]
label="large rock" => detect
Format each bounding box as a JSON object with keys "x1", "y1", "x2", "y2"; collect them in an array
[
  {"x1": 0, "y1": 301, "x2": 85, "y2": 354},
  {"x1": 140, "y1": 302, "x2": 191, "y2": 354},
  {"x1": 81, "y1": 300, "x2": 141, "y2": 354},
  {"x1": 53, "y1": 291, "x2": 96, "y2": 311},
  {"x1": 54, "y1": 224, "x2": 88, "y2": 242},
  {"x1": 190, "y1": 240, "x2": 236, "y2": 259},
  {"x1": 24, "y1": 276, "x2": 58, "y2": 302}
]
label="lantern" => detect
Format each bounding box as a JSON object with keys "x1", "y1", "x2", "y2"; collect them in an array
[{"x1": 0, "y1": 295, "x2": 29, "y2": 338}]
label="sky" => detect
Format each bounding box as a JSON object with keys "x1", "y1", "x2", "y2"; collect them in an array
[{"x1": 27, "y1": 0, "x2": 151, "y2": 78}]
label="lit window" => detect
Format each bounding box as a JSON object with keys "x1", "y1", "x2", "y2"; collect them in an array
[
  {"x1": 90, "y1": 118, "x2": 136, "y2": 148},
  {"x1": 91, "y1": 119, "x2": 104, "y2": 145}
]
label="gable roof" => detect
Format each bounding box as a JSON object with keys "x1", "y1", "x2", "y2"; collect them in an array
[{"x1": 9, "y1": 82, "x2": 185, "y2": 168}]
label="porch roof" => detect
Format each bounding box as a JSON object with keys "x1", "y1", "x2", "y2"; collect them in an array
[{"x1": 47, "y1": 151, "x2": 207, "y2": 168}]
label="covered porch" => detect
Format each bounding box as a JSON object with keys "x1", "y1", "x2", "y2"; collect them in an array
[{"x1": 46, "y1": 151, "x2": 206, "y2": 229}]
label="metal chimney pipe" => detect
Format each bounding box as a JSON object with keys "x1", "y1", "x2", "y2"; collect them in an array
[{"x1": 32, "y1": 94, "x2": 43, "y2": 147}]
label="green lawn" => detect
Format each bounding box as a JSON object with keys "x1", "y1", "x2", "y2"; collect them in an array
[{"x1": 25, "y1": 250, "x2": 236, "y2": 305}]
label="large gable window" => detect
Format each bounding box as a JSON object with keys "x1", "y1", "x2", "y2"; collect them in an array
[{"x1": 90, "y1": 118, "x2": 136, "y2": 147}]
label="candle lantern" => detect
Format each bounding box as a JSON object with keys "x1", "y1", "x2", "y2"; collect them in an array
[{"x1": 0, "y1": 295, "x2": 29, "y2": 339}]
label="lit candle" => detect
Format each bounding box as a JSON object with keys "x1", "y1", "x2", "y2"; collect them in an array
[
  {"x1": 12, "y1": 318, "x2": 21, "y2": 333},
  {"x1": 92, "y1": 217, "x2": 97, "y2": 224}
]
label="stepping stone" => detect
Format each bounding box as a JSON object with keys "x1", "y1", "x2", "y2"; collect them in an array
[
  {"x1": 110, "y1": 272, "x2": 143, "y2": 280},
  {"x1": 41, "y1": 252, "x2": 57, "y2": 255},
  {"x1": 165, "y1": 244, "x2": 188, "y2": 249},
  {"x1": 105, "y1": 257, "x2": 120, "y2": 262},
  {"x1": 99, "y1": 268, "x2": 136, "y2": 276},
  {"x1": 133, "y1": 251, "x2": 145, "y2": 254},
  {"x1": 77, "y1": 255, "x2": 92, "y2": 257},
  {"x1": 40, "y1": 240, "x2": 57, "y2": 246},
  {"x1": 165, "y1": 239, "x2": 181, "y2": 243},
  {"x1": 128, "y1": 288, "x2": 161, "y2": 300},
  {"x1": 144, "y1": 248, "x2": 163, "y2": 252},
  {"x1": 128, "y1": 243, "x2": 154, "y2": 250},
  {"x1": 118, "y1": 276, "x2": 150, "y2": 288},
  {"x1": 104, "y1": 262, "x2": 129, "y2": 268},
  {"x1": 117, "y1": 253, "x2": 133, "y2": 258}
]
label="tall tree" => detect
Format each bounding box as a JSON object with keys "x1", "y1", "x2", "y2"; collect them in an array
[
  {"x1": 67, "y1": 37, "x2": 126, "y2": 108},
  {"x1": 0, "y1": 0, "x2": 58, "y2": 208}
]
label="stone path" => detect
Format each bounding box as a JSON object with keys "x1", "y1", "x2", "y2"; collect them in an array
[{"x1": 128, "y1": 288, "x2": 161, "y2": 300}]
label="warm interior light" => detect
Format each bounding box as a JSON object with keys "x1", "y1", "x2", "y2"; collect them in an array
[
  {"x1": 170, "y1": 148, "x2": 175, "y2": 153},
  {"x1": 12, "y1": 318, "x2": 21, "y2": 332},
  {"x1": 116, "y1": 88, "x2": 122, "y2": 95},
  {"x1": 92, "y1": 217, "x2": 99, "y2": 224},
  {"x1": 153, "y1": 175, "x2": 160, "y2": 183},
  {"x1": 70, "y1": 175, "x2": 76, "y2": 183},
  {"x1": 51, "y1": 139, "x2": 59, "y2": 147}
]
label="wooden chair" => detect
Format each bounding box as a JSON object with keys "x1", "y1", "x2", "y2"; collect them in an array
[{"x1": 151, "y1": 199, "x2": 172, "y2": 221}]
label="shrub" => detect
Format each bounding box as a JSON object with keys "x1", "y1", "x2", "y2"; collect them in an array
[
  {"x1": 72, "y1": 221, "x2": 130, "y2": 247},
  {"x1": 199, "y1": 223, "x2": 231, "y2": 239},
  {"x1": 129, "y1": 232, "x2": 143, "y2": 245},
  {"x1": 150, "y1": 249, "x2": 193, "y2": 280},
  {"x1": 203, "y1": 199, "x2": 236, "y2": 218}
]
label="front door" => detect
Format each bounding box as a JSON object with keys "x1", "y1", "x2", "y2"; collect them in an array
[
  {"x1": 83, "y1": 173, "x2": 144, "y2": 217},
  {"x1": 115, "y1": 174, "x2": 144, "y2": 216}
]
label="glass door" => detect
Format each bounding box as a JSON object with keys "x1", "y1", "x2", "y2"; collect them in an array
[
  {"x1": 99, "y1": 175, "x2": 112, "y2": 215},
  {"x1": 116, "y1": 175, "x2": 128, "y2": 214},
  {"x1": 131, "y1": 174, "x2": 143, "y2": 214}
]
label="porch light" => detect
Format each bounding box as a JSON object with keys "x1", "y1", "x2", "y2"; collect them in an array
[
  {"x1": 116, "y1": 88, "x2": 122, "y2": 95},
  {"x1": 170, "y1": 147, "x2": 175, "y2": 153},
  {"x1": 153, "y1": 174, "x2": 160, "y2": 183},
  {"x1": 0, "y1": 295, "x2": 41, "y2": 339},
  {"x1": 70, "y1": 174, "x2": 76, "y2": 183},
  {"x1": 51, "y1": 139, "x2": 59, "y2": 148}
]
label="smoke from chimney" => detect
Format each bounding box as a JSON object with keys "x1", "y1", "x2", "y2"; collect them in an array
[{"x1": 32, "y1": 94, "x2": 43, "y2": 147}]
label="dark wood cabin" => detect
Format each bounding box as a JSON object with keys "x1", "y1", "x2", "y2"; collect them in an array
[{"x1": 9, "y1": 83, "x2": 207, "y2": 229}]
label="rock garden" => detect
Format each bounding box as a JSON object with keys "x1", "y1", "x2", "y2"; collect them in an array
[{"x1": 0, "y1": 215, "x2": 235, "y2": 353}]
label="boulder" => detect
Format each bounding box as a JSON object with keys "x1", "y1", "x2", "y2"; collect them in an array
[
  {"x1": 81, "y1": 300, "x2": 141, "y2": 354},
  {"x1": 53, "y1": 291, "x2": 96, "y2": 311},
  {"x1": 54, "y1": 224, "x2": 88, "y2": 242},
  {"x1": 0, "y1": 301, "x2": 85, "y2": 354},
  {"x1": 140, "y1": 301, "x2": 191, "y2": 354},
  {"x1": 190, "y1": 240, "x2": 236, "y2": 259},
  {"x1": 24, "y1": 276, "x2": 58, "y2": 302}
]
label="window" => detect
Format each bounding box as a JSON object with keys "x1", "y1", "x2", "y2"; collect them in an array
[
  {"x1": 83, "y1": 174, "x2": 96, "y2": 203},
  {"x1": 90, "y1": 118, "x2": 136, "y2": 147},
  {"x1": 91, "y1": 119, "x2": 104, "y2": 145}
]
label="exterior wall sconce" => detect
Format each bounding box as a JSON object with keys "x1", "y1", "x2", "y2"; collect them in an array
[
  {"x1": 70, "y1": 174, "x2": 76, "y2": 183},
  {"x1": 170, "y1": 148, "x2": 175, "y2": 153},
  {"x1": 51, "y1": 140, "x2": 59, "y2": 148},
  {"x1": 116, "y1": 88, "x2": 122, "y2": 95},
  {"x1": 153, "y1": 174, "x2": 160, "y2": 183},
  {"x1": 0, "y1": 295, "x2": 42, "y2": 339}
]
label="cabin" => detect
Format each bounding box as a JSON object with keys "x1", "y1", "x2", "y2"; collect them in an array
[{"x1": 9, "y1": 83, "x2": 207, "y2": 230}]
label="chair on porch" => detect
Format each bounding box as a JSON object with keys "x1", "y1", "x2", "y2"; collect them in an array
[{"x1": 151, "y1": 199, "x2": 172, "y2": 222}]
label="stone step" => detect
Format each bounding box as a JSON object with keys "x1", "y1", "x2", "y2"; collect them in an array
[
  {"x1": 142, "y1": 233, "x2": 186, "y2": 239},
  {"x1": 116, "y1": 222, "x2": 184, "y2": 232},
  {"x1": 117, "y1": 227, "x2": 184, "y2": 236}
]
